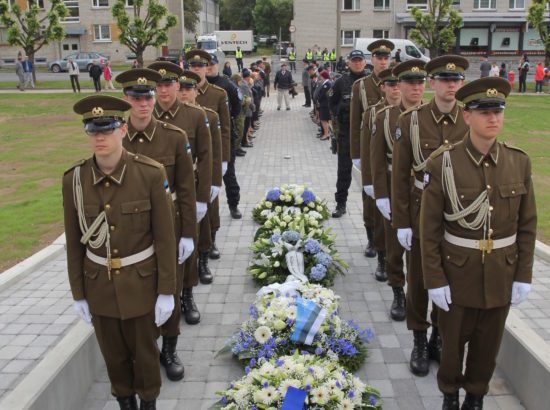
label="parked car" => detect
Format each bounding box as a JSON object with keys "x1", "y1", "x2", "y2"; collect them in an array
[
  {"x1": 273, "y1": 41, "x2": 291, "y2": 56},
  {"x1": 48, "y1": 52, "x2": 109, "y2": 73}
]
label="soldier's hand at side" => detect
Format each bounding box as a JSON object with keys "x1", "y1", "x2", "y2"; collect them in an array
[
  {"x1": 363, "y1": 185, "x2": 374, "y2": 199},
  {"x1": 511, "y1": 281, "x2": 531, "y2": 306},
  {"x1": 210, "y1": 186, "x2": 221, "y2": 203},
  {"x1": 428, "y1": 286, "x2": 452, "y2": 312},
  {"x1": 196, "y1": 201, "x2": 208, "y2": 222},
  {"x1": 154, "y1": 294, "x2": 175, "y2": 327},
  {"x1": 178, "y1": 237, "x2": 194, "y2": 264},
  {"x1": 73, "y1": 300, "x2": 92, "y2": 324},
  {"x1": 222, "y1": 162, "x2": 228, "y2": 176},
  {"x1": 376, "y1": 198, "x2": 391, "y2": 220},
  {"x1": 397, "y1": 228, "x2": 412, "y2": 251},
  {"x1": 352, "y1": 158, "x2": 361, "y2": 169}
]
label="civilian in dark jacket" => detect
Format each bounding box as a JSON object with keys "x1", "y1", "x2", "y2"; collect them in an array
[
  {"x1": 302, "y1": 59, "x2": 312, "y2": 107},
  {"x1": 274, "y1": 63, "x2": 293, "y2": 110},
  {"x1": 223, "y1": 61, "x2": 232, "y2": 77},
  {"x1": 317, "y1": 70, "x2": 332, "y2": 140},
  {"x1": 89, "y1": 60, "x2": 102, "y2": 92}
]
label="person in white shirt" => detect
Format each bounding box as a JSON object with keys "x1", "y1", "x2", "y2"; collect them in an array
[
  {"x1": 490, "y1": 62, "x2": 500, "y2": 77},
  {"x1": 67, "y1": 57, "x2": 80, "y2": 93}
]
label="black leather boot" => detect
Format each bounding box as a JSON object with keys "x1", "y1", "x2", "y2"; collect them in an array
[
  {"x1": 428, "y1": 326, "x2": 442, "y2": 363},
  {"x1": 461, "y1": 393, "x2": 484, "y2": 410},
  {"x1": 442, "y1": 392, "x2": 460, "y2": 410},
  {"x1": 374, "y1": 251, "x2": 387, "y2": 281},
  {"x1": 198, "y1": 251, "x2": 213, "y2": 284},
  {"x1": 410, "y1": 330, "x2": 429, "y2": 376},
  {"x1": 181, "y1": 287, "x2": 200, "y2": 324},
  {"x1": 331, "y1": 202, "x2": 346, "y2": 218},
  {"x1": 209, "y1": 231, "x2": 220, "y2": 259},
  {"x1": 364, "y1": 227, "x2": 377, "y2": 258},
  {"x1": 117, "y1": 396, "x2": 138, "y2": 410},
  {"x1": 390, "y1": 287, "x2": 406, "y2": 321},
  {"x1": 229, "y1": 205, "x2": 242, "y2": 219},
  {"x1": 160, "y1": 336, "x2": 184, "y2": 381},
  {"x1": 139, "y1": 399, "x2": 156, "y2": 410}
]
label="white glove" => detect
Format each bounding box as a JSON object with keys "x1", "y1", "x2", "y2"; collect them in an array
[
  {"x1": 210, "y1": 186, "x2": 221, "y2": 203},
  {"x1": 73, "y1": 300, "x2": 92, "y2": 324},
  {"x1": 511, "y1": 281, "x2": 531, "y2": 306},
  {"x1": 352, "y1": 158, "x2": 361, "y2": 169},
  {"x1": 196, "y1": 201, "x2": 207, "y2": 222},
  {"x1": 222, "y1": 161, "x2": 228, "y2": 176},
  {"x1": 363, "y1": 185, "x2": 374, "y2": 199},
  {"x1": 376, "y1": 197, "x2": 391, "y2": 220},
  {"x1": 154, "y1": 294, "x2": 175, "y2": 327},
  {"x1": 429, "y1": 285, "x2": 452, "y2": 312},
  {"x1": 397, "y1": 228, "x2": 412, "y2": 251},
  {"x1": 178, "y1": 237, "x2": 194, "y2": 264}
]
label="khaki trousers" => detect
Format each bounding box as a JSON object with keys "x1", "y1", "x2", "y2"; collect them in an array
[{"x1": 277, "y1": 89, "x2": 290, "y2": 109}]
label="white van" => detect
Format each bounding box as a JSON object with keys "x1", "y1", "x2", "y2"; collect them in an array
[{"x1": 353, "y1": 38, "x2": 429, "y2": 69}]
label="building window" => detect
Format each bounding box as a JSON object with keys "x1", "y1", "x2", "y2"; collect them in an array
[
  {"x1": 342, "y1": 0, "x2": 360, "y2": 10},
  {"x1": 28, "y1": 0, "x2": 45, "y2": 8},
  {"x1": 93, "y1": 24, "x2": 111, "y2": 41},
  {"x1": 125, "y1": 0, "x2": 134, "y2": 6},
  {"x1": 374, "y1": 0, "x2": 390, "y2": 10},
  {"x1": 92, "y1": 0, "x2": 109, "y2": 7},
  {"x1": 0, "y1": 27, "x2": 8, "y2": 43},
  {"x1": 341, "y1": 30, "x2": 360, "y2": 46},
  {"x1": 509, "y1": 0, "x2": 524, "y2": 9},
  {"x1": 407, "y1": 0, "x2": 428, "y2": 9},
  {"x1": 63, "y1": 0, "x2": 80, "y2": 22},
  {"x1": 474, "y1": 0, "x2": 496, "y2": 9},
  {"x1": 451, "y1": 0, "x2": 460, "y2": 8},
  {"x1": 373, "y1": 29, "x2": 389, "y2": 38}
]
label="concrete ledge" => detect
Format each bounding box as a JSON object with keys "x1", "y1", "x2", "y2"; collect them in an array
[
  {"x1": 0, "y1": 234, "x2": 66, "y2": 292},
  {"x1": 0, "y1": 322, "x2": 101, "y2": 410},
  {"x1": 497, "y1": 310, "x2": 550, "y2": 410}
]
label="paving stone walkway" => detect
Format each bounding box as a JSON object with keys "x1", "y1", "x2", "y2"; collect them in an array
[{"x1": 1, "y1": 90, "x2": 546, "y2": 409}]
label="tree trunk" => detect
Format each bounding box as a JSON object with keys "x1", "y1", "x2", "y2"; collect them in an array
[
  {"x1": 29, "y1": 52, "x2": 37, "y2": 84},
  {"x1": 136, "y1": 49, "x2": 144, "y2": 68},
  {"x1": 429, "y1": 46, "x2": 440, "y2": 58}
]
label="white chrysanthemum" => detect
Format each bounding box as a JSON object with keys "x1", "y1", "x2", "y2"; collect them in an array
[
  {"x1": 353, "y1": 377, "x2": 366, "y2": 393},
  {"x1": 259, "y1": 361, "x2": 276, "y2": 376},
  {"x1": 312, "y1": 365, "x2": 325, "y2": 380},
  {"x1": 310, "y1": 386, "x2": 330, "y2": 405},
  {"x1": 287, "y1": 306, "x2": 297, "y2": 319},
  {"x1": 278, "y1": 379, "x2": 302, "y2": 396},
  {"x1": 254, "y1": 326, "x2": 272, "y2": 344},
  {"x1": 326, "y1": 379, "x2": 342, "y2": 393},
  {"x1": 259, "y1": 386, "x2": 279, "y2": 405},
  {"x1": 337, "y1": 398, "x2": 354, "y2": 410}
]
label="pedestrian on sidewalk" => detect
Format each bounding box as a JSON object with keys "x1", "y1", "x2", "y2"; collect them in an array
[
  {"x1": 490, "y1": 61, "x2": 499, "y2": 77},
  {"x1": 518, "y1": 54, "x2": 529, "y2": 93},
  {"x1": 302, "y1": 59, "x2": 312, "y2": 107},
  {"x1": 64, "y1": 94, "x2": 177, "y2": 410},
  {"x1": 15, "y1": 54, "x2": 24, "y2": 91},
  {"x1": 262, "y1": 56, "x2": 271, "y2": 97},
  {"x1": 235, "y1": 46, "x2": 243, "y2": 72},
  {"x1": 535, "y1": 61, "x2": 544, "y2": 94},
  {"x1": 223, "y1": 61, "x2": 232, "y2": 77},
  {"x1": 274, "y1": 62, "x2": 293, "y2": 110},
  {"x1": 317, "y1": 70, "x2": 332, "y2": 140},
  {"x1": 103, "y1": 61, "x2": 116, "y2": 90},
  {"x1": 480, "y1": 55, "x2": 491, "y2": 78},
  {"x1": 89, "y1": 60, "x2": 102, "y2": 92},
  {"x1": 22, "y1": 56, "x2": 34, "y2": 89},
  {"x1": 240, "y1": 69, "x2": 255, "y2": 148},
  {"x1": 67, "y1": 57, "x2": 81, "y2": 92}
]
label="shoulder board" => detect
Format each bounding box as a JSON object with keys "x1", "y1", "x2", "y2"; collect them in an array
[
  {"x1": 502, "y1": 141, "x2": 528, "y2": 155},
  {"x1": 399, "y1": 102, "x2": 427, "y2": 119},
  {"x1": 160, "y1": 121, "x2": 185, "y2": 133},
  {"x1": 352, "y1": 77, "x2": 365, "y2": 87},
  {"x1": 133, "y1": 154, "x2": 163, "y2": 169},
  {"x1": 429, "y1": 144, "x2": 454, "y2": 160},
  {"x1": 210, "y1": 84, "x2": 226, "y2": 93},
  {"x1": 183, "y1": 101, "x2": 204, "y2": 112},
  {"x1": 377, "y1": 105, "x2": 393, "y2": 115},
  {"x1": 202, "y1": 106, "x2": 217, "y2": 116},
  {"x1": 64, "y1": 159, "x2": 86, "y2": 175}
]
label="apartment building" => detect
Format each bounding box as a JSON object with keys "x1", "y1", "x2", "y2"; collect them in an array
[{"x1": 292, "y1": 0, "x2": 547, "y2": 59}]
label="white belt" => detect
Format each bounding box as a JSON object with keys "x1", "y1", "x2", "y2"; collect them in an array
[
  {"x1": 444, "y1": 231, "x2": 516, "y2": 252},
  {"x1": 171, "y1": 191, "x2": 177, "y2": 201},
  {"x1": 387, "y1": 164, "x2": 392, "y2": 172},
  {"x1": 414, "y1": 178, "x2": 424, "y2": 190},
  {"x1": 86, "y1": 244, "x2": 155, "y2": 269}
]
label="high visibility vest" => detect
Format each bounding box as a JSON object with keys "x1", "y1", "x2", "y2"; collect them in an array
[
  {"x1": 306, "y1": 51, "x2": 313, "y2": 60},
  {"x1": 330, "y1": 51, "x2": 337, "y2": 61},
  {"x1": 288, "y1": 51, "x2": 296, "y2": 61},
  {"x1": 235, "y1": 49, "x2": 243, "y2": 59},
  {"x1": 323, "y1": 53, "x2": 330, "y2": 61},
  {"x1": 316, "y1": 50, "x2": 322, "y2": 58}
]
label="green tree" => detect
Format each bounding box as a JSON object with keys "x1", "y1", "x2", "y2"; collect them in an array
[
  {"x1": 112, "y1": 0, "x2": 177, "y2": 67},
  {"x1": 408, "y1": 0, "x2": 462, "y2": 58},
  {"x1": 527, "y1": 0, "x2": 550, "y2": 66},
  {"x1": 220, "y1": 0, "x2": 256, "y2": 30},
  {"x1": 184, "y1": 0, "x2": 201, "y2": 33},
  {"x1": 252, "y1": 0, "x2": 292, "y2": 40},
  {"x1": 0, "y1": 0, "x2": 68, "y2": 82}
]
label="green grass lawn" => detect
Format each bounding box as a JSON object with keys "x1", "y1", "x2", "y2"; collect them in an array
[{"x1": 0, "y1": 92, "x2": 549, "y2": 272}]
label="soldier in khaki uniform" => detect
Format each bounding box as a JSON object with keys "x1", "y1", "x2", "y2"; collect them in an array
[
  {"x1": 63, "y1": 95, "x2": 177, "y2": 410},
  {"x1": 147, "y1": 62, "x2": 213, "y2": 324},
  {"x1": 421, "y1": 77, "x2": 536, "y2": 410},
  {"x1": 392, "y1": 56, "x2": 469, "y2": 376},
  {"x1": 349, "y1": 39, "x2": 393, "y2": 271},
  {"x1": 186, "y1": 49, "x2": 231, "y2": 262},
  {"x1": 115, "y1": 68, "x2": 197, "y2": 383}
]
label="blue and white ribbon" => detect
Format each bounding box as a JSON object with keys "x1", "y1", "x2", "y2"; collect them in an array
[{"x1": 290, "y1": 297, "x2": 326, "y2": 345}]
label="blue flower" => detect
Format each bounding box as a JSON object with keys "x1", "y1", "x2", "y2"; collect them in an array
[
  {"x1": 263, "y1": 381, "x2": 269, "y2": 388},
  {"x1": 370, "y1": 395, "x2": 376, "y2": 405},
  {"x1": 270, "y1": 233, "x2": 281, "y2": 243},
  {"x1": 304, "y1": 238, "x2": 321, "y2": 254},
  {"x1": 266, "y1": 189, "x2": 281, "y2": 201},
  {"x1": 315, "y1": 347, "x2": 323, "y2": 355},
  {"x1": 348, "y1": 389, "x2": 354, "y2": 398},
  {"x1": 302, "y1": 189, "x2": 316, "y2": 204},
  {"x1": 305, "y1": 384, "x2": 311, "y2": 391},
  {"x1": 245, "y1": 366, "x2": 250, "y2": 374},
  {"x1": 249, "y1": 305, "x2": 259, "y2": 319},
  {"x1": 310, "y1": 264, "x2": 327, "y2": 281},
  {"x1": 314, "y1": 252, "x2": 332, "y2": 266},
  {"x1": 275, "y1": 359, "x2": 285, "y2": 367},
  {"x1": 229, "y1": 383, "x2": 234, "y2": 389},
  {"x1": 282, "y1": 230, "x2": 300, "y2": 243},
  {"x1": 250, "y1": 358, "x2": 256, "y2": 367},
  {"x1": 221, "y1": 396, "x2": 227, "y2": 404}
]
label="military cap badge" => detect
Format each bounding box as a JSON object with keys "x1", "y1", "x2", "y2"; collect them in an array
[
  {"x1": 411, "y1": 66, "x2": 419, "y2": 72},
  {"x1": 137, "y1": 77, "x2": 148, "y2": 85},
  {"x1": 159, "y1": 68, "x2": 167, "y2": 76},
  {"x1": 446, "y1": 63, "x2": 456, "y2": 71},
  {"x1": 91, "y1": 107, "x2": 104, "y2": 117},
  {"x1": 486, "y1": 88, "x2": 498, "y2": 97}
]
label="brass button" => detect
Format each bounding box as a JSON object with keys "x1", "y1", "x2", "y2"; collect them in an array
[
  {"x1": 105, "y1": 204, "x2": 111, "y2": 210},
  {"x1": 487, "y1": 185, "x2": 491, "y2": 190},
  {"x1": 484, "y1": 162, "x2": 489, "y2": 168},
  {"x1": 139, "y1": 138, "x2": 144, "y2": 143},
  {"x1": 511, "y1": 190, "x2": 515, "y2": 194},
  {"x1": 460, "y1": 194, "x2": 464, "y2": 199},
  {"x1": 446, "y1": 255, "x2": 450, "y2": 260},
  {"x1": 165, "y1": 115, "x2": 170, "y2": 120},
  {"x1": 105, "y1": 181, "x2": 110, "y2": 188},
  {"x1": 443, "y1": 120, "x2": 448, "y2": 125},
  {"x1": 134, "y1": 155, "x2": 139, "y2": 160},
  {"x1": 424, "y1": 143, "x2": 429, "y2": 148},
  {"x1": 113, "y1": 248, "x2": 119, "y2": 255},
  {"x1": 444, "y1": 139, "x2": 449, "y2": 144},
  {"x1": 114, "y1": 270, "x2": 120, "y2": 275},
  {"x1": 134, "y1": 207, "x2": 139, "y2": 212},
  {"x1": 110, "y1": 225, "x2": 115, "y2": 231},
  {"x1": 489, "y1": 206, "x2": 494, "y2": 211}
]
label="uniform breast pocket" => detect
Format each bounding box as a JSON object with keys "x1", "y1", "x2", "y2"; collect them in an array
[
  {"x1": 420, "y1": 139, "x2": 440, "y2": 159},
  {"x1": 121, "y1": 200, "x2": 152, "y2": 232},
  {"x1": 84, "y1": 204, "x2": 100, "y2": 227},
  {"x1": 498, "y1": 183, "x2": 527, "y2": 221}
]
